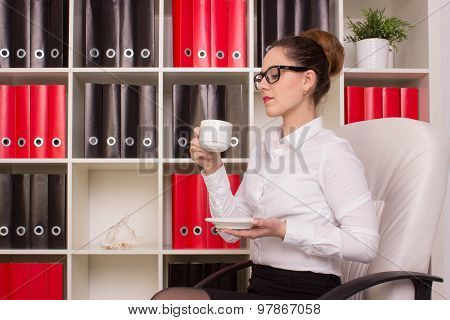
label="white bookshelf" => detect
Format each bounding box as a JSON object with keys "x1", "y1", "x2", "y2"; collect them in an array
[{"x1": 0, "y1": 0, "x2": 444, "y2": 300}]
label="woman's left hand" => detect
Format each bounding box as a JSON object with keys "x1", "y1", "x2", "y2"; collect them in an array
[{"x1": 218, "y1": 218, "x2": 287, "y2": 240}]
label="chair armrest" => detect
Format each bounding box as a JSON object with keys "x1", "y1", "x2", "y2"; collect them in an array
[
  {"x1": 193, "y1": 260, "x2": 253, "y2": 289},
  {"x1": 318, "y1": 271, "x2": 443, "y2": 300}
]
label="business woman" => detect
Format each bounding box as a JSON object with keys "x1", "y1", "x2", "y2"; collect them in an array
[{"x1": 152, "y1": 29, "x2": 380, "y2": 300}]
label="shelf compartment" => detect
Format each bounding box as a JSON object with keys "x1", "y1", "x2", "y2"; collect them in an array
[
  {"x1": 162, "y1": 162, "x2": 248, "y2": 250},
  {"x1": 71, "y1": 71, "x2": 159, "y2": 159},
  {"x1": 71, "y1": 254, "x2": 158, "y2": 299},
  {"x1": 72, "y1": 0, "x2": 161, "y2": 68},
  {"x1": 252, "y1": 0, "x2": 341, "y2": 68},
  {"x1": 163, "y1": 0, "x2": 252, "y2": 68},
  {"x1": 343, "y1": 0, "x2": 429, "y2": 69},
  {"x1": 163, "y1": 71, "x2": 250, "y2": 158},
  {"x1": 71, "y1": 163, "x2": 159, "y2": 252},
  {"x1": 344, "y1": 72, "x2": 429, "y2": 123},
  {"x1": 0, "y1": 254, "x2": 68, "y2": 300},
  {"x1": 163, "y1": 254, "x2": 250, "y2": 291}
]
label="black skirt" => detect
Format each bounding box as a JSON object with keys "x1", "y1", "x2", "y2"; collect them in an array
[{"x1": 203, "y1": 263, "x2": 341, "y2": 300}]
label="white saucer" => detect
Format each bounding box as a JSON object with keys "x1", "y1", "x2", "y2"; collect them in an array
[{"x1": 205, "y1": 217, "x2": 255, "y2": 230}]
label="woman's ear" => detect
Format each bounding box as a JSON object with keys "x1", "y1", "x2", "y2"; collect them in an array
[{"x1": 303, "y1": 70, "x2": 316, "y2": 92}]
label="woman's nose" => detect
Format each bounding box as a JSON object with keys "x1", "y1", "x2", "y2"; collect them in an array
[{"x1": 258, "y1": 75, "x2": 271, "y2": 91}]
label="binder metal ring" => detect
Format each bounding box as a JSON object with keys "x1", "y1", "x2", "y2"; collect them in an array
[
  {"x1": 34, "y1": 226, "x2": 44, "y2": 236},
  {"x1": 35, "y1": 49, "x2": 45, "y2": 59},
  {"x1": 124, "y1": 48, "x2": 134, "y2": 58},
  {"x1": 180, "y1": 226, "x2": 188, "y2": 236},
  {"x1": 106, "y1": 49, "x2": 116, "y2": 58},
  {"x1": 0, "y1": 226, "x2": 8, "y2": 236},
  {"x1": 51, "y1": 48, "x2": 60, "y2": 58},
  {"x1": 89, "y1": 48, "x2": 100, "y2": 58},
  {"x1": 143, "y1": 138, "x2": 152, "y2": 147},
  {"x1": 51, "y1": 226, "x2": 62, "y2": 236},
  {"x1": 18, "y1": 138, "x2": 26, "y2": 147},
  {"x1": 141, "y1": 48, "x2": 151, "y2": 58},
  {"x1": 0, "y1": 48, "x2": 9, "y2": 58},
  {"x1": 125, "y1": 137, "x2": 135, "y2": 146},
  {"x1": 230, "y1": 136, "x2": 239, "y2": 147},
  {"x1": 211, "y1": 226, "x2": 218, "y2": 235},
  {"x1": 193, "y1": 226, "x2": 202, "y2": 236},
  {"x1": 107, "y1": 137, "x2": 117, "y2": 146},
  {"x1": 16, "y1": 48, "x2": 26, "y2": 58},
  {"x1": 184, "y1": 48, "x2": 192, "y2": 57},
  {"x1": 52, "y1": 138, "x2": 62, "y2": 147},
  {"x1": 16, "y1": 226, "x2": 26, "y2": 236},
  {"x1": 1, "y1": 137, "x2": 11, "y2": 147},
  {"x1": 232, "y1": 51, "x2": 241, "y2": 60},
  {"x1": 198, "y1": 50, "x2": 207, "y2": 59},
  {"x1": 89, "y1": 136, "x2": 98, "y2": 146},
  {"x1": 178, "y1": 137, "x2": 188, "y2": 147},
  {"x1": 216, "y1": 51, "x2": 224, "y2": 59},
  {"x1": 34, "y1": 137, "x2": 44, "y2": 147}
]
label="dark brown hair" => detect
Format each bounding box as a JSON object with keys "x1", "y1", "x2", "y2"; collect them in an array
[{"x1": 269, "y1": 29, "x2": 344, "y2": 105}]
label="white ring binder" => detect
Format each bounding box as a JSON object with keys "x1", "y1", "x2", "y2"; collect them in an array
[
  {"x1": 89, "y1": 136, "x2": 98, "y2": 146},
  {"x1": 17, "y1": 138, "x2": 26, "y2": 147},
  {"x1": 141, "y1": 48, "x2": 151, "y2": 58},
  {"x1": 52, "y1": 138, "x2": 62, "y2": 147},
  {"x1": 180, "y1": 226, "x2": 188, "y2": 236},
  {"x1": 106, "y1": 48, "x2": 116, "y2": 58},
  {"x1": 143, "y1": 138, "x2": 152, "y2": 147},
  {"x1": 35, "y1": 49, "x2": 45, "y2": 59},
  {"x1": 125, "y1": 137, "x2": 135, "y2": 146},
  {"x1": 34, "y1": 137, "x2": 44, "y2": 147},
  {"x1": 0, "y1": 226, "x2": 8, "y2": 237},
  {"x1": 51, "y1": 48, "x2": 60, "y2": 58},
  {"x1": 16, "y1": 226, "x2": 26, "y2": 237},
  {"x1": 178, "y1": 137, "x2": 188, "y2": 147},
  {"x1": 0, "y1": 48, "x2": 9, "y2": 58},
  {"x1": 16, "y1": 49, "x2": 26, "y2": 59},
  {"x1": 89, "y1": 48, "x2": 100, "y2": 58},
  {"x1": 230, "y1": 136, "x2": 239, "y2": 147},
  {"x1": 51, "y1": 226, "x2": 62, "y2": 236},
  {"x1": 107, "y1": 137, "x2": 117, "y2": 146},
  {"x1": 216, "y1": 50, "x2": 224, "y2": 59},
  {"x1": 1, "y1": 137, "x2": 11, "y2": 147},
  {"x1": 184, "y1": 48, "x2": 192, "y2": 57},
  {"x1": 198, "y1": 50, "x2": 207, "y2": 58},
  {"x1": 124, "y1": 48, "x2": 134, "y2": 58},
  {"x1": 34, "y1": 225, "x2": 44, "y2": 236}
]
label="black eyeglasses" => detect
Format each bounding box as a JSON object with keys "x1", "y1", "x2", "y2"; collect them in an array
[{"x1": 254, "y1": 65, "x2": 310, "y2": 90}]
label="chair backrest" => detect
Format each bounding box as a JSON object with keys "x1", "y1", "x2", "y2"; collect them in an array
[{"x1": 332, "y1": 118, "x2": 449, "y2": 299}]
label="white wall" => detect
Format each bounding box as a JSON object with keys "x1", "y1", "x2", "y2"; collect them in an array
[{"x1": 429, "y1": 0, "x2": 450, "y2": 300}]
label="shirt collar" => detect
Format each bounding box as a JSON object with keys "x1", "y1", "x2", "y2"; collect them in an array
[{"x1": 264, "y1": 116, "x2": 325, "y2": 154}]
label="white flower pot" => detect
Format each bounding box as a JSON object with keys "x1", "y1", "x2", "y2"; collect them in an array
[{"x1": 356, "y1": 38, "x2": 390, "y2": 69}]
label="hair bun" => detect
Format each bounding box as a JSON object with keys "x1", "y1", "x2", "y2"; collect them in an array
[{"x1": 299, "y1": 29, "x2": 344, "y2": 78}]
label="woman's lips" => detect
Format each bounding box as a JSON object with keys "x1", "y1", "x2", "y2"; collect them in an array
[{"x1": 263, "y1": 97, "x2": 273, "y2": 103}]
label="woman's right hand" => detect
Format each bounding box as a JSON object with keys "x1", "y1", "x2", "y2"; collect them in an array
[{"x1": 190, "y1": 127, "x2": 223, "y2": 175}]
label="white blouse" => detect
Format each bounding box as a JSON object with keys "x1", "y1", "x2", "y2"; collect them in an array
[{"x1": 200, "y1": 116, "x2": 380, "y2": 278}]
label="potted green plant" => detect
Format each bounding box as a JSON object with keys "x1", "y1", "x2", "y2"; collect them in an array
[{"x1": 345, "y1": 8, "x2": 412, "y2": 68}]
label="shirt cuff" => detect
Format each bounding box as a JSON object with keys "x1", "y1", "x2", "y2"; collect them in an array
[
  {"x1": 200, "y1": 164, "x2": 229, "y2": 197},
  {"x1": 282, "y1": 217, "x2": 316, "y2": 247}
]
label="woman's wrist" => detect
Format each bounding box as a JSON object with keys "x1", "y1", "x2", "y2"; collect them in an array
[
  {"x1": 204, "y1": 161, "x2": 223, "y2": 176},
  {"x1": 278, "y1": 219, "x2": 287, "y2": 240}
]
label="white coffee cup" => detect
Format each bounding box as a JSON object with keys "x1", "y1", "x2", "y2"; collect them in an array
[{"x1": 199, "y1": 120, "x2": 233, "y2": 153}]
